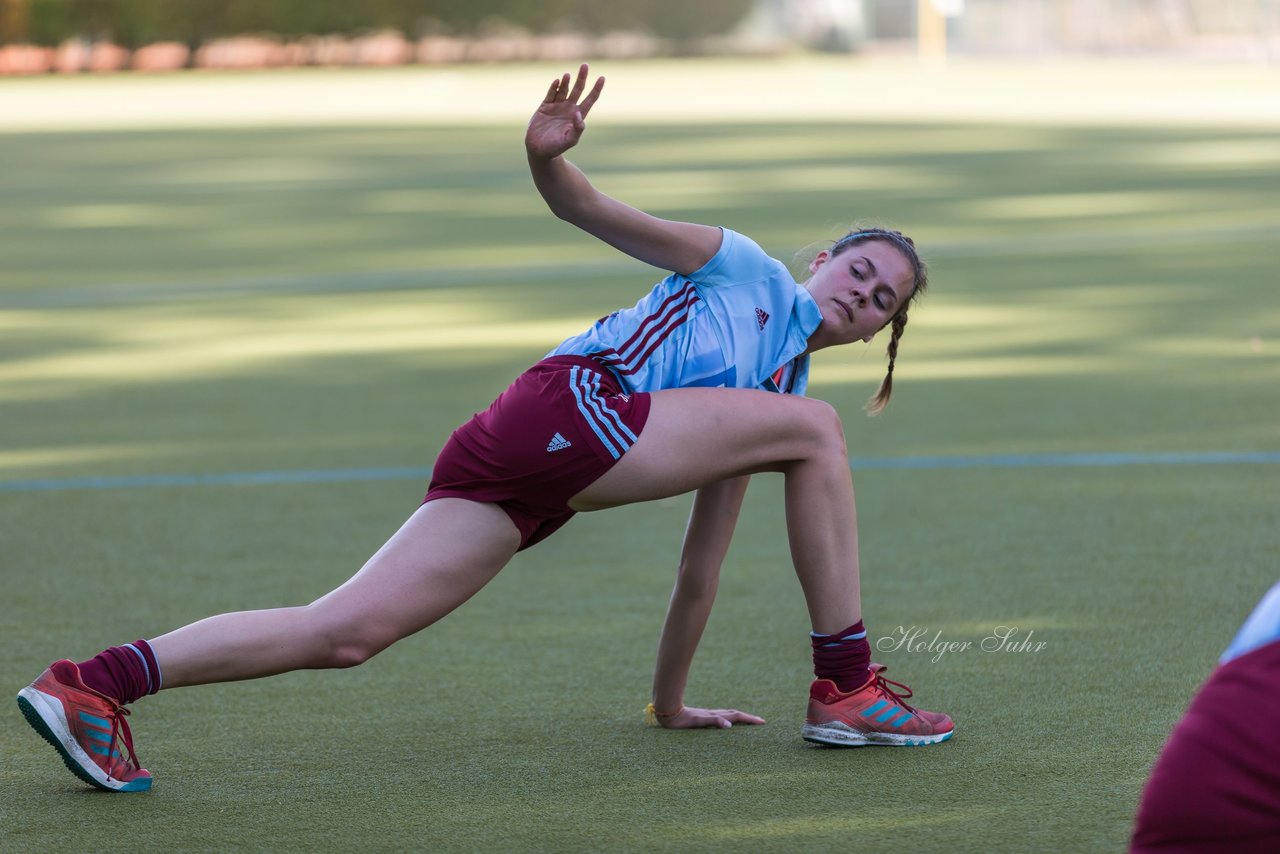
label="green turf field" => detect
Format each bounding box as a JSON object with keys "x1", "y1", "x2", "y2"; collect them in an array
[{"x1": 1, "y1": 60, "x2": 1278, "y2": 852}]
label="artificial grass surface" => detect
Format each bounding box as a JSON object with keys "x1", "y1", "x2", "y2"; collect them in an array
[
  {"x1": 2, "y1": 63, "x2": 1278, "y2": 852},
  {"x1": 2, "y1": 469, "x2": 1274, "y2": 851}
]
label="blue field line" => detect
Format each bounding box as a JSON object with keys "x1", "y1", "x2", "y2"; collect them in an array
[
  {"x1": 0, "y1": 466, "x2": 434, "y2": 493},
  {"x1": 849, "y1": 450, "x2": 1280, "y2": 471},
  {"x1": 0, "y1": 451, "x2": 1277, "y2": 493}
]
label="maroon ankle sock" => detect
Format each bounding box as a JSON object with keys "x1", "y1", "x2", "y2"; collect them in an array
[
  {"x1": 76, "y1": 639, "x2": 162, "y2": 705},
  {"x1": 811, "y1": 621, "x2": 871, "y2": 693}
]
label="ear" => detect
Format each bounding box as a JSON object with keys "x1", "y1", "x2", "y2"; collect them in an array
[{"x1": 808, "y1": 250, "x2": 831, "y2": 274}]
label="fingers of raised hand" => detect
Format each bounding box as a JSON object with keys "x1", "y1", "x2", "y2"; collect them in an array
[
  {"x1": 545, "y1": 72, "x2": 571, "y2": 103},
  {"x1": 568, "y1": 63, "x2": 589, "y2": 102},
  {"x1": 547, "y1": 65, "x2": 604, "y2": 112},
  {"x1": 579, "y1": 75, "x2": 605, "y2": 118}
]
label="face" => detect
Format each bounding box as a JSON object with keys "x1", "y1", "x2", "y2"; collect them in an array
[{"x1": 803, "y1": 239, "x2": 915, "y2": 351}]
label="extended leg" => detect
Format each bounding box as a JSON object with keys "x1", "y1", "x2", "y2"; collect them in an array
[
  {"x1": 151, "y1": 498, "x2": 521, "y2": 688},
  {"x1": 16, "y1": 498, "x2": 521, "y2": 792}
]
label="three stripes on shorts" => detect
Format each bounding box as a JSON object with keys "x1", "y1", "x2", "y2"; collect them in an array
[{"x1": 568, "y1": 365, "x2": 637, "y2": 461}]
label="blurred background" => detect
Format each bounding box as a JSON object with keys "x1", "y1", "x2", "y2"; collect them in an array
[{"x1": 1, "y1": 0, "x2": 1279, "y2": 73}]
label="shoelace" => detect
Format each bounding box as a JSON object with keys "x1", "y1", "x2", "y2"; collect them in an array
[
  {"x1": 105, "y1": 703, "x2": 142, "y2": 768},
  {"x1": 872, "y1": 671, "x2": 917, "y2": 712}
]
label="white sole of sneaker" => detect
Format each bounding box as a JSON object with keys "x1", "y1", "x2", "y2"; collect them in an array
[
  {"x1": 801, "y1": 720, "x2": 954, "y2": 747},
  {"x1": 16, "y1": 687, "x2": 150, "y2": 792}
]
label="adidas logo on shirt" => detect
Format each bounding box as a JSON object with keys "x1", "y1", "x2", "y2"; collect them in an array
[
  {"x1": 755, "y1": 307, "x2": 770, "y2": 331},
  {"x1": 546, "y1": 432, "x2": 572, "y2": 452}
]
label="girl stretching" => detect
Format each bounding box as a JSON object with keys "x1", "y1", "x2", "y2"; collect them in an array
[{"x1": 17, "y1": 64, "x2": 952, "y2": 793}]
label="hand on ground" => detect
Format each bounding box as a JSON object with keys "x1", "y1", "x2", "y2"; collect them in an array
[{"x1": 658, "y1": 705, "x2": 766, "y2": 729}]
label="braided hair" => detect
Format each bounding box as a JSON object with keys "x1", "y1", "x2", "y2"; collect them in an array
[{"x1": 828, "y1": 227, "x2": 928, "y2": 415}]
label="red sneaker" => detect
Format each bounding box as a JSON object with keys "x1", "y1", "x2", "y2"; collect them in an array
[
  {"x1": 802, "y1": 663, "x2": 954, "y2": 747},
  {"x1": 17, "y1": 659, "x2": 152, "y2": 792}
]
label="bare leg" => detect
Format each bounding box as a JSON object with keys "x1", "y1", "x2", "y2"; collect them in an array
[
  {"x1": 150, "y1": 499, "x2": 521, "y2": 688},
  {"x1": 571, "y1": 388, "x2": 861, "y2": 634}
]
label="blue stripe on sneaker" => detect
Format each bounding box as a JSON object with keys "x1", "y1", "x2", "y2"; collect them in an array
[
  {"x1": 85, "y1": 729, "x2": 112, "y2": 743},
  {"x1": 863, "y1": 700, "x2": 888, "y2": 718},
  {"x1": 78, "y1": 711, "x2": 111, "y2": 729},
  {"x1": 88, "y1": 743, "x2": 120, "y2": 758},
  {"x1": 874, "y1": 706, "x2": 901, "y2": 724},
  {"x1": 889, "y1": 711, "x2": 914, "y2": 728}
]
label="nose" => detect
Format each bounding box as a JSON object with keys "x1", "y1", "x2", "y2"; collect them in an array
[{"x1": 852, "y1": 288, "x2": 867, "y2": 308}]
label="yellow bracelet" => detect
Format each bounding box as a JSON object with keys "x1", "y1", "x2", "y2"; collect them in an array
[{"x1": 645, "y1": 702, "x2": 683, "y2": 726}]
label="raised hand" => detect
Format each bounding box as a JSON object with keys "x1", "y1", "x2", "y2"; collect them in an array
[
  {"x1": 525, "y1": 64, "x2": 605, "y2": 161},
  {"x1": 656, "y1": 705, "x2": 767, "y2": 730}
]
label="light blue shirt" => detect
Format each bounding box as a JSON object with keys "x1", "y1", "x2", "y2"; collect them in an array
[
  {"x1": 548, "y1": 229, "x2": 823, "y2": 395},
  {"x1": 1221, "y1": 582, "x2": 1280, "y2": 663}
]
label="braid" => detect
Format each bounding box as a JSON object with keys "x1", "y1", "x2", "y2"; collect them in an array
[
  {"x1": 830, "y1": 225, "x2": 928, "y2": 416},
  {"x1": 865, "y1": 311, "x2": 909, "y2": 416}
]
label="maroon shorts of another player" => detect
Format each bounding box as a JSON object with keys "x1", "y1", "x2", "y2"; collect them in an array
[
  {"x1": 424, "y1": 355, "x2": 651, "y2": 550},
  {"x1": 1131, "y1": 639, "x2": 1280, "y2": 851}
]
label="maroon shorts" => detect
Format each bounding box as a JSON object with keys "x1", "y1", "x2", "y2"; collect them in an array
[
  {"x1": 1131, "y1": 639, "x2": 1280, "y2": 850},
  {"x1": 424, "y1": 355, "x2": 651, "y2": 550}
]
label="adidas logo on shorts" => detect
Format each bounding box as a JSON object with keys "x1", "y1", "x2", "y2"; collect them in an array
[{"x1": 546, "y1": 432, "x2": 572, "y2": 452}]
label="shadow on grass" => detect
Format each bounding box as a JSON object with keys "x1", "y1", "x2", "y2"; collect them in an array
[{"x1": 2, "y1": 119, "x2": 1278, "y2": 852}]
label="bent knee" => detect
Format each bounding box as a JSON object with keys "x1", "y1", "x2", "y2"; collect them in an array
[
  {"x1": 305, "y1": 607, "x2": 393, "y2": 669},
  {"x1": 324, "y1": 639, "x2": 381, "y2": 669},
  {"x1": 796, "y1": 399, "x2": 848, "y2": 458}
]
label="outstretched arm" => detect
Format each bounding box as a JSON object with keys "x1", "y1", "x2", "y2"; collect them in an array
[
  {"x1": 525, "y1": 64, "x2": 723, "y2": 277},
  {"x1": 650, "y1": 475, "x2": 766, "y2": 729}
]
